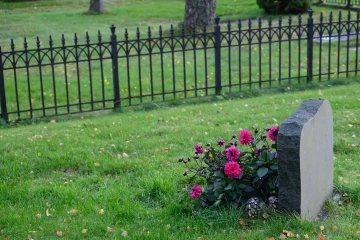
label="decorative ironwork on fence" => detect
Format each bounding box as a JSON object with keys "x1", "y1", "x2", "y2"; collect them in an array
[{"x1": 0, "y1": 9, "x2": 360, "y2": 121}]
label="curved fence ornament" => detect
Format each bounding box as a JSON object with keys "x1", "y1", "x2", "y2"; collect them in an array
[{"x1": 1, "y1": 9, "x2": 360, "y2": 121}]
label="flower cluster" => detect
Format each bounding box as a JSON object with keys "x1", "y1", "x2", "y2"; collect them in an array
[{"x1": 179, "y1": 126, "x2": 279, "y2": 208}]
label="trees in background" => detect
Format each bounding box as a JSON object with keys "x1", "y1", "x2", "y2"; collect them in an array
[
  {"x1": 89, "y1": 0, "x2": 104, "y2": 13},
  {"x1": 257, "y1": 0, "x2": 310, "y2": 14},
  {"x1": 183, "y1": 0, "x2": 217, "y2": 30}
]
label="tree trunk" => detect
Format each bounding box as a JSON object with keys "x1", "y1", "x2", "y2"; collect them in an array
[
  {"x1": 183, "y1": 0, "x2": 217, "y2": 29},
  {"x1": 89, "y1": 0, "x2": 105, "y2": 13}
]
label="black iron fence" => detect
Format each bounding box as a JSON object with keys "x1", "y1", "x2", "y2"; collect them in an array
[
  {"x1": 314, "y1": 0, "x2": 360, "y2": 7},
  {"x1": 1, "y1": 9, "x2": 360, "y2": 121}
]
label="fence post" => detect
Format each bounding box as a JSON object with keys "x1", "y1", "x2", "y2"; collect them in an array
[
  {"x1": 0, "y1": 47, "x2": 8, "y2": 121},
  {"x1": 307, "y1": 9, "x2": 314, "y2": 82},
  {"x1": 214, "y1": 16, "x2": 222, "y2": 95},
  {"x1": 110, "y1": 24, "x2": 120, "y2": 108},
  {"x1": 347, "y1": 0, "x2": 351, "y2": 8}
]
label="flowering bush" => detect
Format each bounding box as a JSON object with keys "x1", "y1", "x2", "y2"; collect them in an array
[{"x1": 179, "y1": 126, "x2": 279, "y2": 208}]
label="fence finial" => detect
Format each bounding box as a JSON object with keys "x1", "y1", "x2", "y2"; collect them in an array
[
  {"x1": 288, "y1": 14, "x2": 292, "y2": 25},
  {"x1": 238, "y1": 19, "x2": 242, "y2": 29},
  {"x1": 110, "y1": 24, "x2": 116, "y2": 35},
  {"x1": 148, "y1": 26, "x2": 152, "y2": 38},
  {"x1": 308, "y1": 8, "x2": 314, "y2": 17},
  {"x1": 159, "y1": 26, "x2": 163, "y2": 37},
  {"x1": 170, "y1": 24, "x2": 174, "y2": 36},
  {"x1": 124, "y1": 28, "x2": 129, "y2": 40},
  {"x1": 214, "y1": 16, "x2": 220, "y2": 25},
  {"x1": 61, "y1": 34, "x2": 65, "y2": 46},
  {"x1": 74, "y1": 33, "x2": 78, "y2": 45},
  {"x1": 98, "y1": 30, "x2": 102, "y2": 42},
  {"x1": 86, "y1": 32, "x2": 90, "y2": 44},
  {"x1": 36, "y1": 36, "x2": 41, "y2": 48},
  {"x1": 136, "y1": 27, "x2": 140, "y2": 38},
  {"x1": 10, "y1": 39, "x2": 15, "y2": 51},
  {"x1": 49, "y1": 35, "x2": 53, "y2": 47}
]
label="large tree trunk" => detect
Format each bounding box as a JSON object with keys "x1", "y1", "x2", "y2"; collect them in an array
[
  {"x1": 89, "y1": 0, "x2": 105, "y2": 13},
  {"x1": 183, "y1": 0, "x2": 217, "y2": 29}
]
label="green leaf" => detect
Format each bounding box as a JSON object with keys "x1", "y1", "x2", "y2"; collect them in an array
[
  {"x1": 213, "y1": 180, "x2": 224, "y2": 188},
  {"x1": 224, "y1": 184, "x2": 233, "y2": 190},
  {"x1": 260, "y1": 151, "x2": 267, "y2": 161},
  {"x1": 267, "y1": 152, "x2": 275, "y2": 160},
  {"x1": 252, "y1": 176, "x2": 259, "y2": 184},
  {"x1": 214, "y1": 171, "x2": 224, "y2": 178},
  {"x1": 271, "y1": 143, "x2": 277, "y2": 149},
  {"x1": 214, "y1": 190, "x2": 223, "y2": 197},
  {"x1": 207, "y1": 193, "x2": 217, "y2": 201},
  {"x1": 257, "y1": 167, "x2": 269, "y2": 178},
  {"x1": 227, "y1": 191, "x2": 237, "y2": 200},
  {"x1": 213, "y1": 199, "x2": 221, "y2": 206},
  {"x1": 217, "y1": 193, "x2": 224, "y2": 200},
  {"x1": 238, "y1": 184, "x2": 247, "y2": 189},
  {"x1": 255, "y1": 161, "x2": 264, "y2": 166},
  {"x1": 270, "y1": 165, "x2": 278, "y2": 170},
  {"x1": 244, "y1": 186, "x2": 255, "y2": 192}
]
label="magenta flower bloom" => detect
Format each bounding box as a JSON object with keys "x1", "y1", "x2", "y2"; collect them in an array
[
  {"x1": 217, "y1": 138, "x2": 225, "y2": 146},
  {"x1": 254, "y1": 148, "x2": 260, "y2": 156},
  {"x1": 190, "y1": 185, "x2": 202, "y2": 199},
  {"x1": 224, "y1": 161, "x2": 242, "y2": 178},
  {"x1": 225, "y1": 146, "x2": 240, "y2": 161},
  {"x1": 194, "y1": 144, "x2": 204, "y2": 154},
  {"x1": 239, "y1": 129, "x2": 252, "y2": 145},
  {"x1": 268, "y1": 126, "x2": 279, "y2": 142}
]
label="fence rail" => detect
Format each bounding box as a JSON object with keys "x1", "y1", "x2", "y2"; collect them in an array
[{"x1": 1, "y1": 9, "x2": 360, "y2": 121}]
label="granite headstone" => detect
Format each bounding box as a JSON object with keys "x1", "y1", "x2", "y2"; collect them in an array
[{"x1": 277, "y1": 99, "x2": 333, "y2": 220}]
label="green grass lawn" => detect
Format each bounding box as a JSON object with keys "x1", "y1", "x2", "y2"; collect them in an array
[{"x1": 0, "y1": 82, "x2": 359, "y2": 239}]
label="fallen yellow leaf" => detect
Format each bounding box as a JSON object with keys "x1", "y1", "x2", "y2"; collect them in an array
[
  {"x1": 99, "y1": 208, "x2": 104, "y2": 215},
  {"x1": 81, "y1": 229, "x2": 88, "y2": 234},
  {"x1": 304, "y1": 234, "x2": 309, "y2": 239},
  {"x1": 320, "y1": 225, "x2": 325, "y2": 231}
]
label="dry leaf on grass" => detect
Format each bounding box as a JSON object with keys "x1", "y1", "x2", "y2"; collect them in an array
[
  {"x1": 318, "y1": 233, "x2": 325, "y2": 240},
  {"x1": 54, "y1": 230, "x2": 63, "y2": 236},
  {"x1": 46, "y1": 209, "x2": 51, "y2": 217},
  {"x1": 356, "y1": 209, "x2": 360, "y2": 217},
  {"x1": 279, "y1": 233, "x2": 287, "y2": 239}
]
